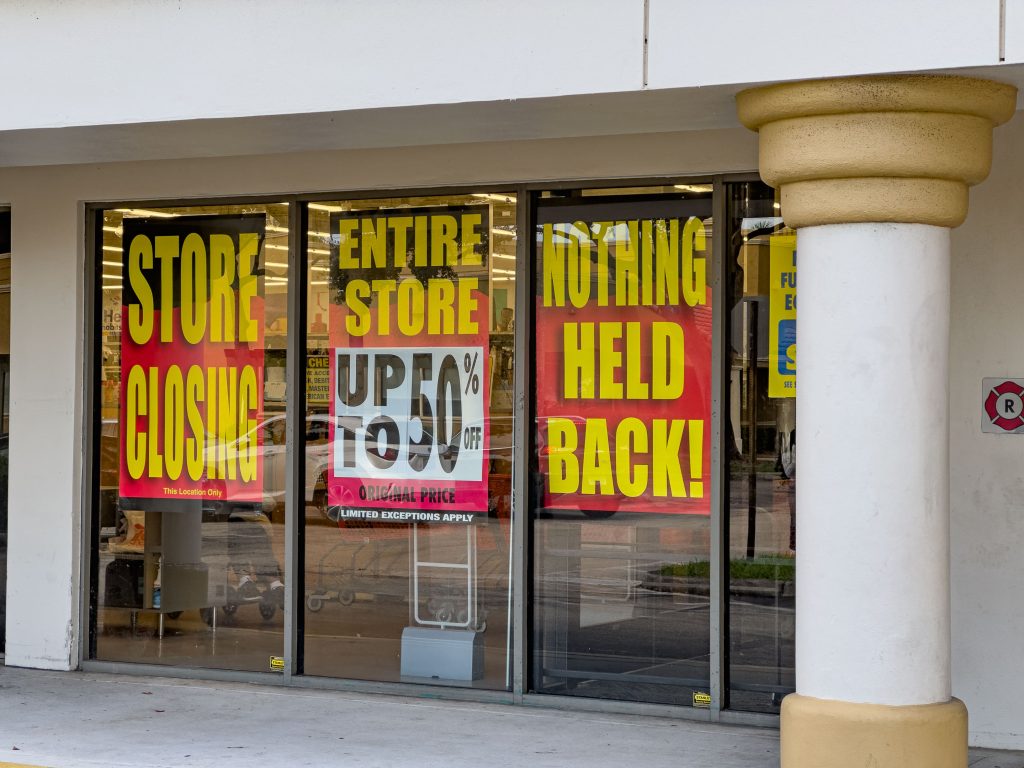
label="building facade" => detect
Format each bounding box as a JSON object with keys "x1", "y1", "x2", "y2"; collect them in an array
[{"x1": 2, "y1": 2, "x2": 1024, "y2": 765}]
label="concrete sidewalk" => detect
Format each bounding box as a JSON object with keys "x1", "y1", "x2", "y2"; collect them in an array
[{"x1": 0, "y1": 667, "x2": 1019, "y2": 768}]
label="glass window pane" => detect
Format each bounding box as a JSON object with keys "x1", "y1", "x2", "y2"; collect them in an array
[
  {"x1": 93, "y1": 203, "x2": 289, "y2": 672},
  {"x1": 0, "y1": 208, "x2": 8, "y2": 654},
  {"x1": 531, "y1": 187, "x2": 715, "y2": 706},
  {"x1": 303, "y1": 193, "x2": 515, "y2": 689},
  {"x1": 725, "y1": 181, "x2": 796, "y2": 712}
]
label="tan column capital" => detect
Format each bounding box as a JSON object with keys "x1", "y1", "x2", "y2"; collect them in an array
[{"x1": 737, "y1": 75, "x2": 1018, "y2": 228}]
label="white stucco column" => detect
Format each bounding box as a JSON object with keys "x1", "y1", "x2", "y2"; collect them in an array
[
  {"x1": 738, "y1": 76, "x2": 1017, "y2": 768},
  {"x1": 798, "y1": 222, "x2": 951, "y2": 705}
]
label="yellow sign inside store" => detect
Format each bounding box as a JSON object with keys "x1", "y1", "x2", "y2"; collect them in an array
[{"x1": 768, "y1": 234, "x2": 797, "y2": 398}]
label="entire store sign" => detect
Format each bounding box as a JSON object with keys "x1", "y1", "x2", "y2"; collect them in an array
[
  {"x1": 326, "y1": 205, "x2": 490, "y2": 522},
  {"x1": 119, "y1": 214, "x2": 267, "y2": 508},
  {"x1": 536, "y1": 215, "x2": 712, "y2": 515},
  {"x1": 768, "y1": 234, "x2": 797, "y2": 398}
]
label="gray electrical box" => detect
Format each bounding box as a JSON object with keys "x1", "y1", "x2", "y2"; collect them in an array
[{"x1": 400, "y1": 627, "x2": 484, "y2": 681}]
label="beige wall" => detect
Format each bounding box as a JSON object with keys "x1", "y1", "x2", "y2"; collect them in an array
[{"x1": 950, "y1": 110, "x2": 1024, "y2": 748}]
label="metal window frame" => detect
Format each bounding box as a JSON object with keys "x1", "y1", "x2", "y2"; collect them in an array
[{"x1": 77, "y1": 172, "x2": 779, "y2": 729}]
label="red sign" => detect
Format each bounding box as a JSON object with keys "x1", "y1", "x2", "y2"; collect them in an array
[
  {"x1": 983, "y1": 378, "x2": 1024, "y2": 433},
  {"x1": 325, "y1": 205, "x2": 492, "y2": 519},
  {"x1": 119, "y1": 215, "x2": 266, "y2": 507},
  {"x1": 536, "y1": 214, "x2": 712, "y2": 515}
]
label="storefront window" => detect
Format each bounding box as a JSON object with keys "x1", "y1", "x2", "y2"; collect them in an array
[
  {"x1": 0, "y1": 208, "x2": 8, "y2": 654},
  {"x1": 85, "y1": 181, "x2": 798, "y2": 714},
  {"x1": 530, "y1": 187, "x2": 715, "y2": 705},
  {"x1": 725, "y1": 181, "x2": 796, "y2": 712},
  {"x1": 92, "y1": 203, "x2": 289, "y2": 672},
  {"x1": 302, "y1": 194, "x2": 515, "y2": 688}
]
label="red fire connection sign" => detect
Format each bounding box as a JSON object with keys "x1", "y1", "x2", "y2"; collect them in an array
[{"x1": 982, "y1": 378, "x2": 1024, "y2": 434}]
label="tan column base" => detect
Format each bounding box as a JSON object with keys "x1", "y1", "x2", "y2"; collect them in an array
[{"x1": 782, "y1": 694, "x2": 967, "y2": 768}]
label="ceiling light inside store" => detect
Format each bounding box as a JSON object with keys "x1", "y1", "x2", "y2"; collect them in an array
[
  {"x1": 266, "y1": 243, "x2": 330, "y2": 256},
  {"x1": 673, "y1": 184, "x2": 713, "y2": 194},
  {"x1": 308, "y1": 203, "x2": 348, "y2": 212},
  {"x1": 472, "y1": 193, "x2": 516, "y2": 203},
  {"x1": 310, "y1": 280, "x2": 329, "y2": 286},
  {"x1": 492, "y1": 228, "x2": 515, "y2": 238},
  {"x1": 493, "y1": 253, "x2": 515, "y2": 261},
  {"x1": 114, "y1": 208, "x2": 179, "y2": 218},
  {"x1": 267, "y1": 223, "x2": 336, "y2": 240}
]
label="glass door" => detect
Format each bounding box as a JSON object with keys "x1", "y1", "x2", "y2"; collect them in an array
[
  {"x1": 530, "y1": 186, "x2": 716, "y2": 705},
  {"x1": 0, "y1": 208, "x2": 10, "y2": 654}
]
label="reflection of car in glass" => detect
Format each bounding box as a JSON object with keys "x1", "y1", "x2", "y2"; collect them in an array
[
  {"x1": 202, "y1": 414, "x2": 333, "y2": 515},
  {"x1": 534, "y1": 414, "x2": 618, "y2": 519}
]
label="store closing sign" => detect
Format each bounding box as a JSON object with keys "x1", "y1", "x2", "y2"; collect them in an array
[
  {"x1": 327, "y1": 206, "x2": 491, "y2": 520},
  {"x1": 119, "y1": 215, "x2": 267, "y2": 507},
  {"x1": 536, "y1": 215, "x2": 712, "y2": 515}
]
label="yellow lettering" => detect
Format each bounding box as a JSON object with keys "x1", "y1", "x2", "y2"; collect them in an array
[
  {"x1": 209, "y1": 234, "x2": 236, "y2": 343},
  {"x1": 461, "y1": 213, "x2": 483, "y2": 266},
  {"x1": 345, "y1": 280, "x2": 371, "y2": 336},
  {"x1": 155, "y1": 236, "x2": 179, "y2": 343},
  {"x1": 237, "y1": 232, "x2": 259, "y2": 342},
  {"x1": 581, "y1": 418, "x2": 614, "y2": 495},
  {"x1": 238, "y1": 366, "x2": 258, "y2": 482},
  {"x1": 563, "y1": 322, "x2": 595, "y2": 399},
  {"x1": 547, "y1": 418, "x2": 579, "y2": 494},
  {"x1": 598, "y1": 323, "x2": 623, "y2": 400},
  {"x1": 362, "y1": 218, "x2": 387, "y2": 268},
  {"x1": 179, "y1": 233, "x2": 207, "y2": 345},
  {"x1": 615, "y1": 417, "x2": 648, "y2": 498},
  {"x1": 431, "y1": 215, "x2": 459, "y2": 266},
  {"x1": 615, "y1": 221, "x2": 640, "y2": 306},
  {"x1": 427, "y1": 279, "x2": 455, "y2": 334},
  {"x1": 390, "y1": 216, "x2": 413, "y2": 268},
  {"x1": 682, "y1": 218, "x2": 707, "y2": 307},
  {"x1": 542, "y1": 224, "x2": 565, "y2": 308},
  {"x1": 625, "y1": 322, "x2": 649, "y2": 399},
  {"x1": 147, "y1": 367, "x2": 163, "y2": 478},
  {"x1": 163, "y1": 365, "x2": 184, "y2": 480},
  {"x1": 127, "y1": 235, "x2": 154, "y2": 345},
  {"x1": 457, "y1": 277, "x2": 478, "y2": 334},
  {"x1": 125, "y1": 365, "x2": 147, "y2": 480},
  {"x1": 371, "y1": 279, "x2": 395, "y2": 335},
  {"x1": 652, "y1": 419, "x2": 686, "y2": 497},
  {"x1": 567, "y1": 226, "x2": 590, "y2": 309},
  {"x1": 217, "y1": 367, "x2": 237, "y2": 481},
  {"x1": 655, "y1": 220, "x2": 680, "y2": 306},
  {"x1": 185, "y1": 366, "x2": 205, "y2": 482},
  {"x1": 651, "y1": 322, "x2": 685, "y2": 399},
  {"x1": 397, "y1": 279, "x2": 425, "y2": 336},
  {"x1": 337, "y1": 218, "x2": 359, "y2": 269}
]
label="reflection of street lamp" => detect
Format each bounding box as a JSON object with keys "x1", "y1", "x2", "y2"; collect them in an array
[{"x1": 738, "y1": 223, "x2": 776, "y2": 559}]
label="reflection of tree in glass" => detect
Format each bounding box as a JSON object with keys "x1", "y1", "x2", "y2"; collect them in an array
[{"x1": 330, "y1": 236, "x2": 464, "y2": 302}]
